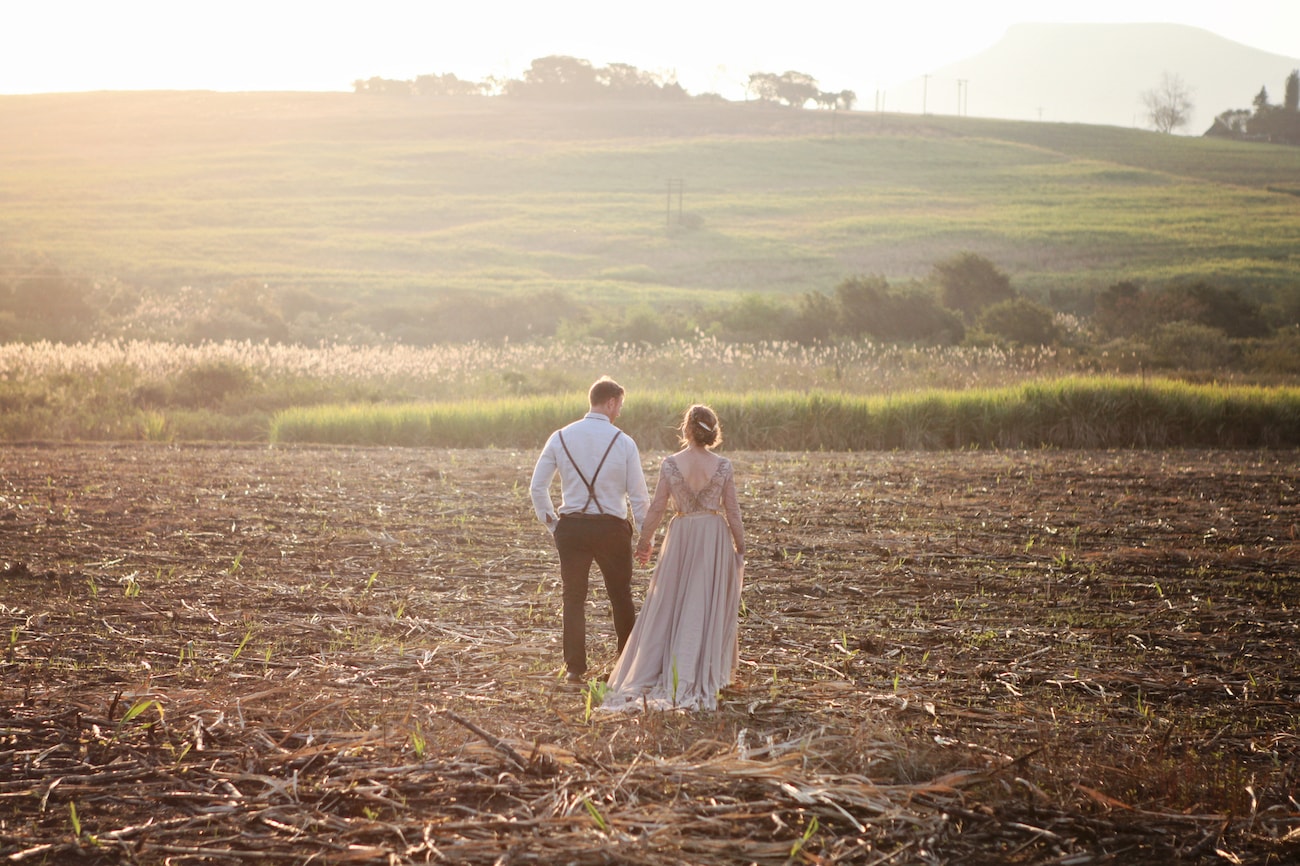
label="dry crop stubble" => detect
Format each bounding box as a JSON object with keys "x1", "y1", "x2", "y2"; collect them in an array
[{"x1": 0, "y1": 445, "x2": 1296, "y2": 863}]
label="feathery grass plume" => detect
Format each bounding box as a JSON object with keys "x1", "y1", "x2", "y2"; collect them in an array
[{"x1": 1, "y1": 338, "x2": 1297, "y2": 445}]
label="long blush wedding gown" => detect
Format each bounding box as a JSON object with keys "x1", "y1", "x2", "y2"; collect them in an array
[{"x1": 599, "y1": 454, "x2": 744, "y2": 712}]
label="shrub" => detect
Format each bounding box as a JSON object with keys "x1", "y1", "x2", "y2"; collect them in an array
[
  {"x1": 0, "y1": 266, "x2": 98, "y2": 342},
  {"x1": 833, "y1": 276, "x2": 964, "y2": 345},
  {"x1": 1094, "y1": 280, "x2": 1271, "y2": 341},
  {"x1": 973, "y1": 297, "x2": 1060, "y2": 347},
  {"x1": 185, "y1": 280, "x2": 290, "y2": 343},
  {"x1": 170, "y1": 362, "x2": 260, "y2": 409},
  {"x1": 1242, "y1": 328, "x2": 1300, "y2": 375},
  {"x1": 931, "y1": 252, "x2": 1014, "y2": 320},
  {"x1": 1093, "y1": 281, "x2": 1155, "y2": 339},
  {"x1": 1162, "y1": 281, "x2": 1270, "y2": 339},
  {"x1": 833, "y1": 275, "x2": 888, "y2": 337},
  {"x1": 785, "y1": 291, "x2": 837, "y2": 342},
  {"x1": 707, "y1": 293, "x2": 793, "y2": 342},
  {"x1": 1147, "y1": 322, "x2": 1238, "y2": 370}
]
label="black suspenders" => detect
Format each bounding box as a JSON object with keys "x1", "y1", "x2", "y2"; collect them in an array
[{"x1": 558, "y1": 429, "x2": 622, "y2": 515}]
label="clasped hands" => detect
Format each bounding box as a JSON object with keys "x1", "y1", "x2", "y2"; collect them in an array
[{"x1": 636, "y1": 537, "x2": 745, "y2": 569}]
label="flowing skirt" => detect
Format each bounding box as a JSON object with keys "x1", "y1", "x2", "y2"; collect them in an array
[{"x1": 599, "y1": 512, "x2": 742, "y2": 712}]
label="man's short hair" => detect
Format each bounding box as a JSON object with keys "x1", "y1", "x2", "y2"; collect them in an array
[{"x1": 589, "y1": 376, "x2": 625, "y2": 406}]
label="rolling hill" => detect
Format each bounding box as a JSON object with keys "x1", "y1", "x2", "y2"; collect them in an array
[
  {"x1": 1, "y1": 90, "x2": 1298, "y2": 314},
  {"x1": 890, "y1": 22, "x2": 1300, "y2": 133}
]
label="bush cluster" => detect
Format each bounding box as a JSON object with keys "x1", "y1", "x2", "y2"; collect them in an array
[{"x1": 2, "y1": 249, "x2": 1297, "y2": 381}]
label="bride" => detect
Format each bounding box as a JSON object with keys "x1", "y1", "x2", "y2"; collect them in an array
[{"x1": 599, "y1": 404, "x2": 746, "y2": 712}]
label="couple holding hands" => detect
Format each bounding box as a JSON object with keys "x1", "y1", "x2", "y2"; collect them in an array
[{"x1": 529, "y1": 377, "x2": 745, "y2": 711}]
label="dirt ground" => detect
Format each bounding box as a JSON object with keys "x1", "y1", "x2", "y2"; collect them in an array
[{"x1": 1, "y1": 444, "x2": 1297, "y2": 864}]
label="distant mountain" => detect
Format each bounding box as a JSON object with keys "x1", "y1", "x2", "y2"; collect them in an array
[{"x1": 888, "y1": 23, "x2": 1299, "y2": 133}]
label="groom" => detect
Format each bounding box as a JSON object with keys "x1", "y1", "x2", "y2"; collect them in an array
[{"x1": 530, "y1": 377, "x2": 650, "y2": 683}]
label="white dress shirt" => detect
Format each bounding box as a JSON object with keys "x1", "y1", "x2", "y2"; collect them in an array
[{"x1": 530, "y1": 412, "x2": 650, "y2": 534}]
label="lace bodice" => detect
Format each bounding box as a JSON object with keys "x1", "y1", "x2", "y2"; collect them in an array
[{"x1": 641, "y1": 455, "x2": 745, "y2": 556}]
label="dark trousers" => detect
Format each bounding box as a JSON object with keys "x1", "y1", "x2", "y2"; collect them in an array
[{"x1": 553, "y1": 515, "x2": 635, "y2": 676}]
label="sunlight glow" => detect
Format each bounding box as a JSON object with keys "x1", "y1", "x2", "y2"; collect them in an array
[{"x1": 2, "y1": 1, "x2": 1296, "y2": 98}]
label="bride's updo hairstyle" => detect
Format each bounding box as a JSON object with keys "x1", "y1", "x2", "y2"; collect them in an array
[{"x1": 679, "y1": 404, "x2": 722, "y2": 449}]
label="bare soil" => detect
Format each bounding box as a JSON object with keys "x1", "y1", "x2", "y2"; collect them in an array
[{"x1": 1, "y1": 445, "x2": 1297, "y2": 864}]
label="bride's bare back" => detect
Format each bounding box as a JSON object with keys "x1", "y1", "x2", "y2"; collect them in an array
[{"x1": 671, "y1": 447, "x2": 722, "y2": 493}]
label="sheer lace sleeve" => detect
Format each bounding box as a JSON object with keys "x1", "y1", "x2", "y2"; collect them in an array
[
  {"x1": 638, "y1": 458, "x2": 672, "y2": 544},
  {"x1": 720, "y1": 459, "x2": 745, "y2": 557}
]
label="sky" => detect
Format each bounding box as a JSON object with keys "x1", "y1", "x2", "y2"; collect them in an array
[{"x1": 3, "y1": 1, "x2": 1298, "y2": 99}]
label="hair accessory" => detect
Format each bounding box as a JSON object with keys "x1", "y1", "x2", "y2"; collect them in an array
[{"x1": 696, "y1": 419, "x2": 714, "y2": 432}]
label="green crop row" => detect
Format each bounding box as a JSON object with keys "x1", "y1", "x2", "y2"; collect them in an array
[{"x1": 268, "y1": 378, "x2": 1300, "y2": 451}]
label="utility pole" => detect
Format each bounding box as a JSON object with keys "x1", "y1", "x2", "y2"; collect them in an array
[
  {"x1": 957, "y1": 79, "x2": 968, "y2": 116},
  {"x1": 922, "y1": 75, "x2": 930, "y2": 114},
  {"x1": 666, "y1": 178, "x2": 684, "y2": 228}
]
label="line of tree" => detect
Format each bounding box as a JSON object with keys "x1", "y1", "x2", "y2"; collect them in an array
[
  {"x1": 746, "y1": 71, "x2": 856, "y2": 110},
  {"x1": 502, "y1": 56, "x2": 690, "y2": 102},
  {"x1": 353, "y1": 56, "x2": 855, "y2": 108},
  {"x1": 353, "y1": 56, "x2": 690, "y2": 102},
  {"x1": 1207, "y1": 69, "x2": 1300, "y2": 144}
]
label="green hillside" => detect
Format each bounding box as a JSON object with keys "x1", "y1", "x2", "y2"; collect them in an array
[{"x1": 3, "y1": 90, "x2": 1299, "y2": 308}]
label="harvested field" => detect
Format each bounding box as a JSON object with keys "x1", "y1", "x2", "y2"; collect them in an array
[{"x1": 1, "y1": 444, "x2": 1297, "y2": 864}]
